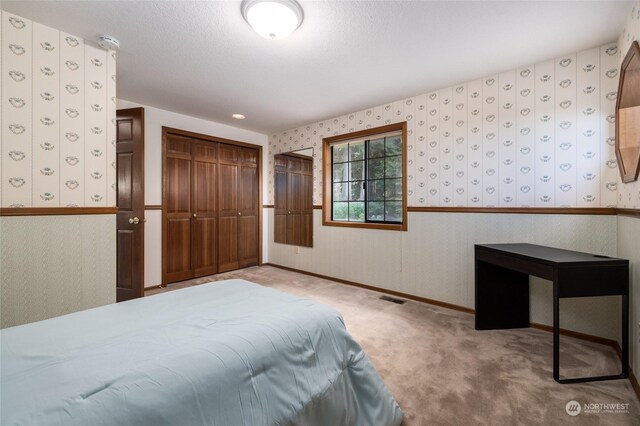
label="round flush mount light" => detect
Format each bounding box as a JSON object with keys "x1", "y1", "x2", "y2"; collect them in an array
[
  {"x1": 232, "y1": 113, "x2": 246, "y2": 120},
  {"x1": 98, "y1": 35, "x2": 120, "y2": 50},
  {"x1": 241, "y1": 0, "x2": 304, "y2": 40}
]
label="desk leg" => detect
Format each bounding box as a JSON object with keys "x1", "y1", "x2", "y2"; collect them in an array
[
  {"x1": 475, "y1": 260, "x2": 529, "y2": 330},
  {"x1": 553, "y1": 286, "x2": 560, "y2": 382},
  {"x1": 622, "y1": 294, "x2": 629, "y2": 377},
  {"x1": 555, "y1": 291, "x2": 629, "y2": 384}
]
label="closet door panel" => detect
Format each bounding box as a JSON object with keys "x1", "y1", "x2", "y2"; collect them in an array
[
  {"x1": 165, "y1": 142, "x2": 192, "y2": 282},
  {"x1": 192, "y1": 217, "x2": 217, "y2": 274},
  {"x1": 166, "y1": 218, "x2": 191, "y2": 281},
  {"x1": 238, "y1": 162, "x2": 258, "y2": 267},
  {"x1": 218, "y1": 149, "x2": 240, "y2": 272},
  {"x1": 192, "y1": 147, "x2": 217, "y2": 276},
  {"x1": 218, "y1": 217, "x2": 238, "y2": 272},
  {"x1": 218, "y1": 163, "x2": 238, "y2": 215}
]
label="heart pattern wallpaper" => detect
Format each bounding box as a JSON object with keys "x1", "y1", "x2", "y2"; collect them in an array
[
  {"x1": 268, "y1": 42, "x2": 621, "y2": 209},
  {"x1": 1, "y1": 11, "x2": 117, "y2": 208}
]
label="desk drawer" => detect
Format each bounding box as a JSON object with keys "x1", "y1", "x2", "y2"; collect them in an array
[{"x1": 557, "y1": 265, "x2": 628, "y2": 297}]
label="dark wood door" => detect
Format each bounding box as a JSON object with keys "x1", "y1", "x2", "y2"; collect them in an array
[
  {"x1": 162, "y1": 128, "x2": 261, "y2": 282},
  {"x1": 164, "y1": 135, "x2": 192, "y2": 283},
  {"x1": 191, "y1": 142, "x2": 218, "y2": 276},
  {"x1": 217, "y1": 144, "x2": 239, "y2": 273},
  {"x1": 238, "y1": 148, "x2": 259, "y2": 267},
  {"x1": 116, "y1": 107, "x2": 145, "y2": 302}
]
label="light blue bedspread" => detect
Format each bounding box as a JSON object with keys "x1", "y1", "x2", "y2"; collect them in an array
[{"x1": 0, "y1": 279, "x2": 403, "y2": 426}]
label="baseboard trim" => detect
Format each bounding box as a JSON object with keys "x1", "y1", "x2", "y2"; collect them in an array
[
  {"x1": 264, "y1": 262, "x2": 639, "y2": 399},
  {"x1": 265, "y1": 263, "x2": 475, "y2": 314}
]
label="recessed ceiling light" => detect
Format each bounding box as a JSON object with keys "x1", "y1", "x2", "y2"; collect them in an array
[
  {"x1": 232, "y1": 113, "x2": 246, "y2": 120},
  {"x1": 241, "y1": 0, "x2": 304, "y2": 40}
]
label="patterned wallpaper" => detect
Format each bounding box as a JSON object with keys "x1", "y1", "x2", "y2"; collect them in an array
[
  {"x1": 617, "y1": 1, "x2": 640, "y2": 210},
  {"x1": 268, "y1": 43, "x2": 620, "y2": 208},
  {"x1": 0, "y1": 11, "x2": 117, "y2": 208}
]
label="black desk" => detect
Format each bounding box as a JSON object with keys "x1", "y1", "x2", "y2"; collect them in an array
[{"x1": 475, "y1": 243, "x2": 629, "y2": 384}]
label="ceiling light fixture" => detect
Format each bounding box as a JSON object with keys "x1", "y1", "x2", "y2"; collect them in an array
[
  {"x1": 241, "y1": 0, "x2": 304, "y2": 40},
  {"x1": 232, "y1": 113, "x2": 246, "y2": 120}
]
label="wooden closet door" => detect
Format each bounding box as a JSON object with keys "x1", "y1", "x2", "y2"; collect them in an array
[
  {"x1": 217, "y1": 144, "x2": 240, "y2": 272},
  {"x1": 238, "y1": 148, "x2": 259, "y2": 267},
  {"x1": 164, "y1": 135, "x2": 192, "y2": 283},
  {"x1": 191, "y1": 142, "x2": 218, "y2": 276}
]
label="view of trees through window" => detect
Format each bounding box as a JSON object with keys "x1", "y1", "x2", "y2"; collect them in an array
[{"x1": 331, "y1": 133, "x2": 403, "y2": 224}]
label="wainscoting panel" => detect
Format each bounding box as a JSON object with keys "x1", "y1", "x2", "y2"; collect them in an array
[
  {"x1": 267, "y1": 210, "x2": 620, "y2": 340},
  {"x1": 0, "y1": 214, "x2": 116, "y2": 328}
]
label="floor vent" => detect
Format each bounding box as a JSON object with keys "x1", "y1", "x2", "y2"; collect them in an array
[{"x1": 379, "y1": 295, "x2": 406, "y2": 304}]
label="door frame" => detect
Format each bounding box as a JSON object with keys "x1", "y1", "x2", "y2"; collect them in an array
[
  {"x1": 161, "y1": 126, "x2": 263, "y2": 286},
  {"x1": 116, "y1": 107, "x2": 145, "y2": 301}
]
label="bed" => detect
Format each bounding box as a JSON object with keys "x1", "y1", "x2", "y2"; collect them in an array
[{"x1": 0, "y1": 279, "x2": 403, "y2": 426}]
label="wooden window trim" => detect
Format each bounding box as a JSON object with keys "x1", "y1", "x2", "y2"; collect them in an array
[{"x1": 322, "y1": 122, "x2": 408, "y2": 231}]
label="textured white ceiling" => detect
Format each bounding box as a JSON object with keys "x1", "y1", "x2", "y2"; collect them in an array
[{"x1": 2, "y1": 1, "x2": 633, "y2": 134}]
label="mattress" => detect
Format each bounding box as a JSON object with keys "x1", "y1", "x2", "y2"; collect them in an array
[{"x1": 0, "y1": 279, "x2": 403, "y2": 426}]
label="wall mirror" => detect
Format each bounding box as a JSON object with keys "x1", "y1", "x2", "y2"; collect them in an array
[
  {"x1": 274, "y1": 148, "x2": 313, "y2": 247},
  {"x1": 616, "y1": 40, "x2": 640, "y2": 183}
]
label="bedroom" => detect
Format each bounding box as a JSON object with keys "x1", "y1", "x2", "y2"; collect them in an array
[{"x1": 1, "y1": 0, "x2": 640, "y2": 424}]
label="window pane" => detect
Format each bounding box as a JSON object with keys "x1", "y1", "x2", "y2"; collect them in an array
[
  {"x1": 368, "y1": 138, "x2": 385, "y2": 158},
  {"x1": 368, "y1": 158, "x2": 385, "y2": 179},
  {"x1": 333, "y1": 144, "x2": 348, "y2": 163},
  {"x1": 367, "y1": 179, "x2": 385, "y2": 201},
  {"x1": 384, "y1": 178, "x2": 402, "y2": 200},
  {"x1": 385, "y1": 201, "x2": 402, "y2": 222},
  {"x1": 349, "y1": 202, "x2": 365, "y2": 222},
  {"x1": 349, "y1": 141, "x2": 365, "y2": 161},
  {"x1": 333, "y1": 163, "x2": 348, "y2": 182},
  {"x1": 367, "y1": 201, "x2": 384, "y2": 221},
  {"x1": 350, "y1": 181, "x2": 364, "y2": 201},
  {"x1": 333, "y1": 182, "x2": 348, "y2": 201},
  {"x1": 350, "y1": 160, "x2": 364, "y2": 180},
  {"x1": 333, "y1": 202, "x2": 348, "y2": 220},
  {"x1": 385, "y1": 156, "x2": 402, "y2": 178},
  {"x1": 385, "y1": 136, "x2": 402, "y2": 156}
]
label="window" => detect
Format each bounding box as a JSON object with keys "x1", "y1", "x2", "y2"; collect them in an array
[{"x1": 322, "y1": 122, "x2": 407, "y2": 231}]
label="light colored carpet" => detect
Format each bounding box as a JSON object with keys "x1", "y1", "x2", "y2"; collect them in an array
[{"x1": 147, "y1": 265, "x2": 640, "y2": 425}]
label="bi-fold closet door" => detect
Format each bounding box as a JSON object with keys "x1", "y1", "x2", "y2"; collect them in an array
[
  {"x1": 163, "y1": 132, "x2": 259, "y2": 284},
  {"x1": 217, "y1": 144, "x2": 259, "y2": 273}
]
